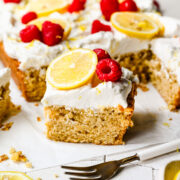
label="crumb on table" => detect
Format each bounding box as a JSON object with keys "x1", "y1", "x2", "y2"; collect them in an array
[
  {"x1": 26, "y1": 162, "x2": 33, "y2": 168},
  {"x1": 37, "y1": 117, "x2": 41, "y2": 122},
  {"x1": 0, "y1": 154, "x2": 9, "y2": 163},
  {"x1": 1, "y1": 122, "x2": 14, "y2": 131}
]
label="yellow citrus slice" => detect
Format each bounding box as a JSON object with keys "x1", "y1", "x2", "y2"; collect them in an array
[
  {"x1": 26, "y1": 0, "x2": 69, "y2": 17},
  {"x1": 47, "y1": 49, "x2": 98, "y2": 90},
  {"x1": 0, "y1": 171, "x2": 32, "y2": 180},
  {"x1": 111, "y1": 12, "x2": 162, "y2": 39},
  {"x1": 174, "y1": 170, "x2": 180, "y2": 180},
  {"x1": 29, "y1": 16, "x2": 71, "y2": 39}
]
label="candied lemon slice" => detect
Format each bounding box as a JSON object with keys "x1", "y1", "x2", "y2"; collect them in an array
[
  {"x1": 111, "y1": 12, "x2": 162, "y2": 39},
  {"x1": 29, "y1": 16, "x2": 71, "y2": 39},
  {"x1": 0, "y1": 171, "x2": 32, "y2": 180},
  {"x1": 26, "y1": 0, "x2": 69, "y2": 17},
  {"x1": 47, "y1": 49, "x2": 98, "y2": 90}
]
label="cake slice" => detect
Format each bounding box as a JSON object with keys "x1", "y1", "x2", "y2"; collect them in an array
[
  {"x1": 150, "y1": 38, "x2": 180, "y2": 110},
  {"x1": 0, "y1": 68, "x2": 19, "y2": 123},
  {"x1": 42, "y1": 49, "x2": 137, "y2": 145}
]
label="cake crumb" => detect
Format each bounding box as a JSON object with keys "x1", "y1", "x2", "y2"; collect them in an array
[
  {"x1": 9, "y1": 147, "x2": 16, "y2": 154},
  {"x1": 0, "y1": 154, "x2": 9, "y2": 163},
  {"x1": 137, "y1": 83, "x2": 149, "y2": 92},
  {"x1": 26, "y1": 162, "x2": 33, "y2": 168},
  {"x1": 169, "y1": 118, "x2": 173, "y2": 121},
  {"x1": 1, "y1": 122, "x2": 14, "y2": 131},
  {"x1": 34, "y1": 103, "x2": 39, "y2": 107},
  {"x1": 163, "y1": 122, "x2": 170, "y2": 127},
  {"x1": 11, "y1": 151, "x2": 27, "y2": 163},
  {"x1": 177, "y1": 148, "x2": 179, "y2": 152},
  {"x1": 37, "y1": 117, "x2": 41, "y2": 122},
  {"x1": 54, "y1": 174, "x2": 59, "y2": 178},
  {"x1": 36, "y1": 178, "x2": 42, "y2": 180}
]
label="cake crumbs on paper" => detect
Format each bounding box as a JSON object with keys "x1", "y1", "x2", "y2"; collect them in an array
[
  {"x1": 0, "y1": 154, "x2": 9, "y2": 163},
  {"x1": 163, "y1": 122, "x2": 170, "y2": 127},
  {"x1": 137, "y1": 83, "x2": 149, "y2": 92},
  {"x1": 37, "y1": 117, "x2": 41, "y2": 122},
  {"x1": 26, "y1": 162, "x2": 33, "y2": 168},
  {"x1": 54, "y1": 174, "x2": 59, "y2": 178},
  {"x1": 34, "y1": 103, "x2": 39, "y2": 107},
  {"x1": 1, "y1": 122, "x2": 14, "y2": 131}
]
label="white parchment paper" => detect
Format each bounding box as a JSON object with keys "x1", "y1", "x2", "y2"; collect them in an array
[{"x1": 0, "y1": 64, "x2": 180, "y2": 172}]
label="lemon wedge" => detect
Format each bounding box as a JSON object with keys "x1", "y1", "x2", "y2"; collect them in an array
[
  {"x1": 111, "y1": 12, "x2": 163, "y2": 39},
  {"x1": 29, "y1": 16, "x2": 71, "y2": 39},
  {"x1": 174, "y1": 170, "x2": 180, "y2": 180},
  {"x1": 26, "y1": 0, "x2": 69, "y2": 17},
  {"x1": 0, "y1": 171, "x2": 32, "y2": 180},
  {"x1": 47, "y1": 49, "x2": 98, "y2": 90}
]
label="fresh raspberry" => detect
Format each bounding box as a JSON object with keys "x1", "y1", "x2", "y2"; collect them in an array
[
  {"x1": 68, "y1": 0, "x2": 86, "y2": 13},
  {"x1": 153, "y1": 0, "x2": 160, "y2": 12},
  {"x1": 91, "y1": 20, "x2": 111, "y2": 34},
  {"x1": 3, "y1": 0, "x2": 21, "y2": 3},
  {"x1": 93, "y1": 48, "x2": 111, "y2": 61},
  {"x1": 119, "y1": 0, "x2": 138, "y2": 12},
  {"x1": 42, "y1": 21, "x2": 64, "y2": 46},
  {"x1": 20, "y1": 25, "x2": 41, "y2": 43},
  {"x1": 100, "y1": 0, "x2": 119, "y2": 21},
  {"x1": 21, "y1": 12, "x2": 37, "y2": 24},
  {"x1": 96, "y1": 58, "x2": 122, "y2": 82}
]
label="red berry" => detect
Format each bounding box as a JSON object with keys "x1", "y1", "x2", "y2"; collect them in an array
[
  {"x1": 91, "y1": 20, "x2": 112, "y2": 34},
  {"x1": 68, "y1": 0, "x2": 86, "y2": 13},
  {"x1": 93, "y1": 48, "x2": 111, "y2": 61},
  {"x1": 42, "y1": 21, "x2": 64, "y2": 46},
  {"x1": 3, "y1": 0, "x2": 21, "y2": 3},
  {"x1": 20, "y1": 25, "x2": 41, "y2": 43},
  {"x1": 21, "y1": 12, "x2": 37, "y2": 24},
  {"x1": 96, "y1": 58, "x2": 122, "y2": 82},
  {"x1": 153, "y1": 0, "x2": 160, "y2": 12},
  {"x1": 100, "y1": 0, "x2": 119, "y2": 21},
  {"x1": 119, "y1": 0, "x2": 138, "y2": 12}
]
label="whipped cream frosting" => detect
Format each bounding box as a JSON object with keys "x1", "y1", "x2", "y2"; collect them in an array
[
  {"x1": 0, "y1": 68, "x2": 11, "y2": 87},
  {"x1": 42, "y1": 68, "x2": 137, "y2": 109},
  {"x1": 151, "y1": 38, "x2": 180, "y2": 84}
]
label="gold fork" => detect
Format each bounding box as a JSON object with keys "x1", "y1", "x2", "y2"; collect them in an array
[{"x1": 62, "y1": 139, "x2": 180, "y2": 180}]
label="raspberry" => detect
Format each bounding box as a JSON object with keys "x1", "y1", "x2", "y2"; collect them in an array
[
  {"x1": 20, "y1": 25, "x2": 41, "y2": 43},
  {"x1": 91, "y1": 20, "x2": 111, "y2": 34},
  {"x1": 119, "y1": 0, "x2": 138, "y2": 12},
  {"x1": 42, "y1": 21, "x2": 64, "y2": 46},
  {"x1": 3, "y1": 0, "x2": 21, "y2": 3},
  {"x1": 100, "y1": 0, "x2": 119, "y2": 21},
  {"x1": 93, "y1": 48, "x2": 111, "y2": 61},
  {"x1": 153, "y1": 0, "x2": 160, "y2": 12},
  {"x1": 21, "y1": 12, "x2": 37, "y2": 24},
  {"x1": 96, "y1": 58, "x2": 122, "y2": 82},
  {"x1": 68, "y1": 0, "x2": 86, "y2": 13}
]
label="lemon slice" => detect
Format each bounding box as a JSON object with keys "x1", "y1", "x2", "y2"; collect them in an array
[
  {"x1": 111, "y1": 12, "x2": 162, "y2": 39},
  {"x1": 29, "y1": 16, "x2": 71, "y2": 39},
  {"x1": 26, "y1": 0, "x2": 69, "y2": 17},
  {"x1": 47, "y1": 49, "x2": 98, "y2": 90},
  {"x1": 174, "y1": 170, "x2": 180, "y2": 180},
  {"x1": 0, "y1": 171, "x2": 32, "y2": 180}
]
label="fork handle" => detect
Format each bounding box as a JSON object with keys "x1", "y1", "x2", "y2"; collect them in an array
[{"x1": 137, "y1": 139, "x2": 180, "y2": 161}]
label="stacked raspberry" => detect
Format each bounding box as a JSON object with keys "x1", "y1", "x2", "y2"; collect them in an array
[
  {"x1": 94, "y1": 49, "x2": 122, "y2": 82},
  {"x1": 20, "y1": 12, "x2": 64, "y2": 46}
]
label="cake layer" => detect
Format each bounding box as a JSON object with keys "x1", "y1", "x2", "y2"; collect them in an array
[{"x1": 44, "y1": 83, "x2": 136, "y2": 145}]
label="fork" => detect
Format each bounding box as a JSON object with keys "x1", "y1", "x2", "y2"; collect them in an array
[{"x1": 62, "y1": 139, "x2": 180, "y2": 180}]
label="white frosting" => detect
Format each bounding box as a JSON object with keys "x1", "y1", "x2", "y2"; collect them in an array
[
  {"x1": 134, "y1": 0, "x2": 156, "y2": 11},
  {"x1": 42, "y1": 68, "x2": 136, "y2": 109},
  {"x1": 151, "y1": 38, "x2": 180, "y2": 84},
  {"x1": 0, "y1": 68, "x2": 11, "y2": 87}
]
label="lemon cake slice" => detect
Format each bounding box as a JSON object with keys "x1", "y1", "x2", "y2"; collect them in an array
[
  {"x1": 0, "y1": 68, "x2": 15, "y2": 123},
  {"x1": 42, "y1": 49, "x2": 137, "y2": 145},
  {"x1": 150, "y1": 38, "x2": 180, "y2": 110}
]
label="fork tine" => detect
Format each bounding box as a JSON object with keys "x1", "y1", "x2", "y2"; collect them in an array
[
  {"x1": 65, "y1": 171, "x2": 98, "y2": 177},
  {"x1": 61, "y1": 165, "x2": 95, "y2": 171}
]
